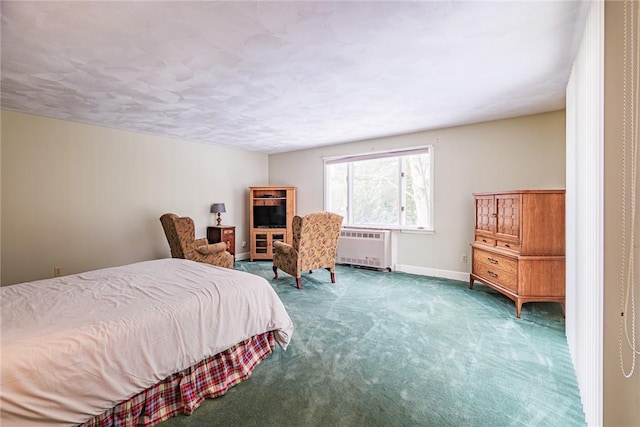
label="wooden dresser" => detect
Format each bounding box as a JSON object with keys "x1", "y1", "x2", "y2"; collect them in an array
[{"x1": 469, "y1": 190, "x2": 565, "y2": 318}]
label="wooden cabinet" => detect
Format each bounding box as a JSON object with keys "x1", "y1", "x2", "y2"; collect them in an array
[
  {"x1": 249, "y1": 186, "x2": 296, "y2": 261},
  {"x1": 470, "y1": 190, "x2": 565, "y2": 318},
  {"x1": 207, "y1": 226, "x2": 236, "y2": 257}
]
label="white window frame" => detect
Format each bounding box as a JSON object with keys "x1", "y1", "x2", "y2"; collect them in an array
[{"x1": 323, "y1": 146, "x2": 434, "y2": 232}]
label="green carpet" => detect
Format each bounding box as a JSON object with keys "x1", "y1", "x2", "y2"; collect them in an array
[{"x1": 164, "y1": 261, "x2": 585, "y2": 427}]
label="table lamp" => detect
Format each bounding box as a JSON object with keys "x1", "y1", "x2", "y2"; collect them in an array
[{"x1": 210, "y1": 203, "x2": 226, "y2": 226}]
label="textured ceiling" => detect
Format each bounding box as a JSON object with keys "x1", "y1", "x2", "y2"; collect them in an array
[{"x1": 1, "y1": 1, "x2": 588, "y2": 154}]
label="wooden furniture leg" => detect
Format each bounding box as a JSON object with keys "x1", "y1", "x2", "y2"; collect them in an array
[{"x1": 516, "y1": 299, "x2": 523, "y2": 318}]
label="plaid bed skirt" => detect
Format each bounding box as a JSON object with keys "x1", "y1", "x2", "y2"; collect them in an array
[{"x1": 80, "y1": 331, "x2": 275, "y2": 427}]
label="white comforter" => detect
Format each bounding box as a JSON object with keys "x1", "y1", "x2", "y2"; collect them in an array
[{"x1": 0, "y1": 259, "x2": 293, "y2": 426}]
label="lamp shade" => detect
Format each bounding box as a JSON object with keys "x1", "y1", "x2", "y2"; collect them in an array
[{"x1": 210, "y1": 203, "x2": 226, "y2": 214}]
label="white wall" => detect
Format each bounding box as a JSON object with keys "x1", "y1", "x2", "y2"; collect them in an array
[
  {"x1": 1, "y1": 110, "x2": 269, "y2": 286},
  {"x1": 565, "y1": 0, "x2": 604, "y2": 424},
  {"x1": 269, "y1": 111, "x2": 566, "y2": 279}
]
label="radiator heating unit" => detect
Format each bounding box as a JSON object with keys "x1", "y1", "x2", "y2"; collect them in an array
[{"x1": 336, "y1": 228, "x2": 392, "y2": 271}]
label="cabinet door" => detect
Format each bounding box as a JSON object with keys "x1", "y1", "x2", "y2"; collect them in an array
[
  {"x1": 475, "y1": 195, "x2": 495, "y2": 235},
  {"x1": 495, "y1": 194, "x2": 521, "y2": 240},
  {"x1": 253, "y1": 232, "x2": 268, "y2": 258}
]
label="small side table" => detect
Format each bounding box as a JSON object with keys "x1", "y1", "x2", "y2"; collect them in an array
[{"x1": 207, "y1": 226, "x2": 236, "y2": 258}]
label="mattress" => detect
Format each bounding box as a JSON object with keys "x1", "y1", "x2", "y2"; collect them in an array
[{"x1": 0, "y1": 258, "x2": 293, "y2": 426}]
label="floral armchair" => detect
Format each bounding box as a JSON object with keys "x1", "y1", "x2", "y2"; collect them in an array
[
  {"x1": 160, "y1": 213, "x2": 234, "y2": 269},
  {"x1": 272, "y1": 212, "x2": 343, "y2": 289}
]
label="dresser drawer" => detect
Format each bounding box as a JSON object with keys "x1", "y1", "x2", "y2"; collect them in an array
[
  {"x1": 473, "y1": 248, "x2": 517, "y2": 275},
  {"x1": 475, "y1": 235, "x2": 496, "y2": 246},
  {"x1": 473, "y1": 265, "x2": 517, "y2": 292},
  {"x1": 472, "y1": 248, "x2": 518, "y2": 292},
  {"x1": 496, "y1": 239, "x2": 521, "y2": 252}
]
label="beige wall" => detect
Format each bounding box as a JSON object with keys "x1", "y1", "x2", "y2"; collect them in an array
[
  {"x1": 0, "y1": 110, "x2": 2, "y2": 283},
  {"x1": 604, "y1": 1, "x2": 640, "y2": 425},
  {"x1": 1, "y1": 110, "x2": 269, "y2": 286},
  {"x1": 269, "y1": 110, "x2": 566, "y2": 277}
]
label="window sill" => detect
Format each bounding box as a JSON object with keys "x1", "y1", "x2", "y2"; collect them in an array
[{"x1": 341, "y1": 225, "x2": 434, "y2": 234}]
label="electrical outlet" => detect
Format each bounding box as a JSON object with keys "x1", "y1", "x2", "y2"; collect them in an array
[
  {"x1": 54, "y1": 266, "x2": 62, "y2": 277},
  {"x1": 461, "y1": 255, "x2": 468, "y2": 263},
  {"x1": 242, "y1": 241, "x2": 247, "y2": 248}
]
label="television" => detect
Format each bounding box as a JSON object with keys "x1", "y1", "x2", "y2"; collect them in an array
[{"x1": 253, "y1": 205, "x2": 287, "y2": 228}]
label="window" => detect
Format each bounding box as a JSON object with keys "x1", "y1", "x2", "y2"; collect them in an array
[{"x1": 324, "y1": 146, "x2": 434, "y2": 231}]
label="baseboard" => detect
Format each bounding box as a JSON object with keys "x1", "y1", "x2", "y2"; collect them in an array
[
  {"x1": 234, "y1": 256, "x2": 469, "y2": 283},
  {"x1": 394, "y1": 264, "x2": 470, "y2": 282}
]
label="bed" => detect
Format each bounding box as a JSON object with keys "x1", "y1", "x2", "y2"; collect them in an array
[{"x1": 0, "y1": 258, "x2": 294, "y2": 426}]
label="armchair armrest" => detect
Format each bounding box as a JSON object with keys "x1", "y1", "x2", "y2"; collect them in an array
[
  {"x1": 273, "y1": 241, "x2": 296, "y2": 256},
  {"x1": 195, "y1": 242, "x2": 227, "y2": 255},
  {"x1": 194, "y1": 238, "x2": 208, "y2": 247}
]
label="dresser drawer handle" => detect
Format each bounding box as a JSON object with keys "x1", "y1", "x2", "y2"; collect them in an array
[
  {"x1": 504, "y1": 243, "x2": 511, "y2": 248},
  {"x1": 482, "y1": 239, "x2": 487, "y2": 243},
  {"x1": 487, "y1": 257, "x2": 499, "y2": 264},
  {"x1": 487, "y1": 271, "x2": 498, "y2": 278}
]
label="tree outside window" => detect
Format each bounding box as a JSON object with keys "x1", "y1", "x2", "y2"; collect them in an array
[{"x1": 324, "y1": 147, "x2": 433, "y2": 230}]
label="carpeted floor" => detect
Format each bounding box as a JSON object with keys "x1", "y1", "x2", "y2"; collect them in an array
[{"x1": 163, "y1": 261, "x2": 585, "y2": 427}]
